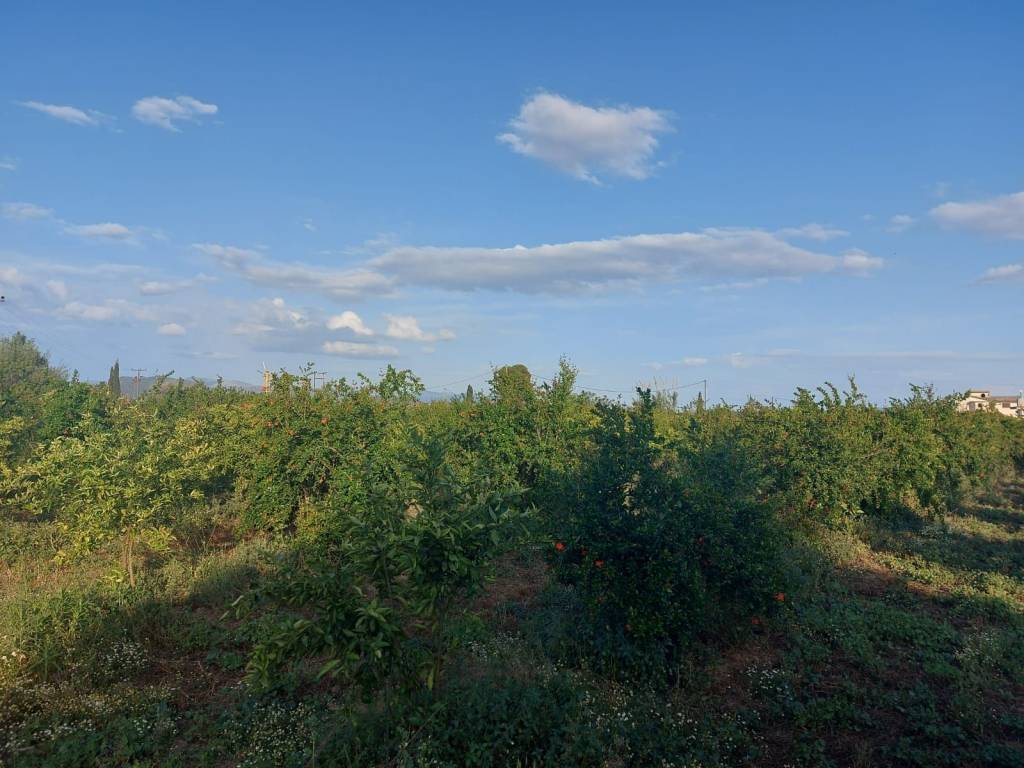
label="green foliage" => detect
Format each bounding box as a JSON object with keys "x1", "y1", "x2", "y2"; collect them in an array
[
  {"x1": 548, "y1": 390, "x2": 786, "y2": 673},
  {"x1": 4, "y1": 334, "x2": 1024, "y2": 766},
  {"x1": 741, "y1": 379, "x2": 877, "y2": 528},
  {"x1": 239, "y1": 441, "x2": 528, "y2": 695},
  {"x1": 5, "y1": 401, "x2": 220, "y2": 585},
  {"x1": 107, "y1": 359, "x2": 120, "y2": 397},
  {"x1": 0, "y1": 333, "x2": 75, "y2": 463},
  {"x1": 226, "y1": 365, "x2": 422, "y2": 532}
]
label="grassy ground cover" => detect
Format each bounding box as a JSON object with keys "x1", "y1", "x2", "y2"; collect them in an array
[{"x1": 2, "y1": 482, "x2": 1021, "y2": 767}]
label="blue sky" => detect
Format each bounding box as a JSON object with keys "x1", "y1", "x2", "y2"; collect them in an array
[{"x1": 2, "y1": 1, "x2": 1022, "y2": 402}]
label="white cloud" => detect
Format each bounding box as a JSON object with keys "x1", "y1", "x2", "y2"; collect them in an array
[
  {"x1": 18, "y1": 101, "x2": 106, "y2": 126},
  {"x1": 322, "y1": 340, "x2": 399, "y2": 358},
  {"x1": 60, "y1": 301, "x2": 119, "y2": 321},
  {"x1": 157, "y1": 322, "x2": 186, "y2": 336},
  {"x1": 699, "y1": 278, "x2": 769, "y2": 293},
  {"x1": 45, "y1": 280, "x2": 68, "y2": 301},
  {"x1": 195, "y1": 243, "x2": 395, "y2": 299},
  {"x1": 132, "y1": 95, "x2": 218, "y2": 131},
  {"x1": 726, "y1": 348, "x2": 1016, "y2": 372},
  {"x1": 371, "y1": 228, "x2": 882, "y2": 295},
  {"x1": 930, "y1": 191, "x2": 1024, "y2": 239},
  {"x1": 384, "y1": 314, "x2": 455, "y2": 342},
  {"x1": 59, "y1": 299, "x2": 157, "y2": 323},
  {"x1": 230, "y1": 297, "x2": 314, "y2": 337},
  {"x1": 887, "y1": 214, "x2": 915, "y2": 233},
  {"x1": 645, "y1": 356, "x2": 708, "y2": 371},
  {"x1": 326, "y1": 310, "x2": 374, "y2": 336},
  {"x1": 65, "y1": 222, "x2": 135, "y2": 241},
  {"x1": 775, "y1": 223, "x2": 849, "y2": 241},
  {"x1": 138, "y1": 274, "x2": 211, "y2": 295},
  {"x1": 839, "y1": 249, "x2": 884, "y2": 273},
  {"x1": 0, "y1": 158, "x2": 15, "y2": 171},
  {"x1": 185, "y1": 350, "x2": 239, "y2": 361},
  {"x1": 44, "y1": 262, "x2": 145, "y2": 278},
  {"x1": 303, "y1": 218, "x2": 317, "y2": 232},
  {"x1": 2, "y1": 201, "x2": 53, "y2": 220},
  {"x1": 0, "y1": 266, "x2": 28, "y2": 292},
  {"x1": 977, "y1": 264, "x2": 1023, "y2": 283},
  {"x1": 497, "y1": 92, "x2": 673, "y2": 182},
  {"x1": 728, "y1": 352, "x2": 755, "y2": 369}
]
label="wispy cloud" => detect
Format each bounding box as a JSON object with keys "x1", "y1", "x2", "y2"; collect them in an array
[
  {"x1": 322, "y1": 340, "x2": 399, "y2": 358},
  {"x1": 45, "y1": 280, "x2": 68, "y2": 301},
  {"x1": 18, "y1": 100, "x2": 108, "y2": 126},
  {"x1": 64, "y1": 222, "x2": 136, "y2": 241},
  {"x1": 371, "y1": 229, "x2": 882, "y2": 295},
  {"x1": 727, "y1": 348, "x2": 1020, "y2": 371},
  {"x1": 0, "y1": 158, "x2": 16, "y2": 171},
  {"x1": 59, "y1": 299, "x2": 157, "y2": 323},
  {"x1": 157, "y1": 322, "x2": 186, "y2": 336},
  {"x1": 326, "y1": 310, "x2": 374, "y2": 336},
  {"x1": 132, "y1": 95, "x2": 218, "y2": 131},
  {"x1": 930, "y1": 191, "x2": 1024, "y2": 239},
  {"x1": 643, "y1": 356, "x2": 708, "y2": 371},
  {"x1": 0, "y1": 266, "x2": 29, "y2": 293},
  {"x1": 138, "y1": 274, "x2": 212, "y2": 295},
  {"x1": 775, "y1": 223, "x2": 849, "y2": 241},
  {"x1": 384, "y1": 314, "x2": 455, "y2": 342},
  {"x1": 43, "y1": 262, "x2": 145, "y2": 278},
  {"x1": 195, "y1": 243, "x2": 395, "y2": 299},
  {"x1": 230, "y1": 297, "x2": 315, "y2": 336},
  {"x1": 887, "y1": 214, "x2": 915, "y2": 233},
  {"x1": 1, "y1": 201, "x2": 53, "y2": 220},
  {"x1": 976, "y1": 264, "x2": 1023, "y2": 283},
  {"x1": 498, "y1": 92, "x2": 673, "y2": 183}
]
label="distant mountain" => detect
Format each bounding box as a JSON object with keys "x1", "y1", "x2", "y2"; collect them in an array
[
  {"x1": 102, "y1": 376, "x2": 460, "y2": 402},
  {"x1": 420, "y1": 390, "x2": 460, "y2": 403},
  {"x1": 114, "y1": 375, "x2": 262, "y2": 399}
]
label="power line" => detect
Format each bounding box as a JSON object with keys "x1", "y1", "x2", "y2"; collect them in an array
[
  {"x1": 424, "y1": 370, "x2": 494, "y2": 391},
  {"x1": 535, "y1": 373, "x2": 708, "y2": 401},
  {"x1": 130, "y1": 368, "x2": 146, "y2": 399}
]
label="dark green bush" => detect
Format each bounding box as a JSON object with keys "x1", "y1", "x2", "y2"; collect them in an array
[{"x1": 547, "y1": 391, "x2": 786, "y2": 674}]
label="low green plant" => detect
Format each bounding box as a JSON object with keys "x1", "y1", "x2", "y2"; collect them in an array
[
  {"x1": 238, "y1": 438, "x2": 529, "y2": 696},
  {"x1": 5, "y1": 402, "x2": 219, "y2": 586}
]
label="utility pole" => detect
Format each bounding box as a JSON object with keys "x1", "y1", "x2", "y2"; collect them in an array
[{"x1": 130, "y1": 368, "x2": 146, "y2": 399}]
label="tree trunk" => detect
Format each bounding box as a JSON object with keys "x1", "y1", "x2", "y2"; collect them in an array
[{"x1": 124, "y1": 533, "x2": 136, "y2": 588}]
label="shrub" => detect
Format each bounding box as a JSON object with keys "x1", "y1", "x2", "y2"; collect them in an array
[
  {"x1": 239, "y1": 440, "x2": 529, "y2": 695},
  {"x1": 740, "y1": 380, "x2": 877, "y2": 529},
  {"x1": 547, "y1": 391, "x2": 786, "y2": 673},
  {"x1": 229, "y1": 366, "x2": 422, "y2": 533},
  {"x1": 4, "y1": 402, "x2": 220, "y2": 586}
]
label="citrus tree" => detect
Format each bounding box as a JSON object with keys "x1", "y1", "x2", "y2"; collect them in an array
[
  {"x1": 548, "y1": 391, "x2": 785, "y2": 674},
  {"x1": 241, "y1": 434, "x2": 528, "y2": 696},
  {"x1": 5, "y1": 402, "x2": 220, "y2": 586}
]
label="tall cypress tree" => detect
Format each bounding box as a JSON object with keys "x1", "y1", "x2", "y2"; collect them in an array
[{"x1": 108, "y1": 360, "x2": 121, "y2": 397}]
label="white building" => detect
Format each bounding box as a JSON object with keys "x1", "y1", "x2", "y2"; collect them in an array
[{"x1": 958, "y1": 389, "x2": 1024, "y2": 417}]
